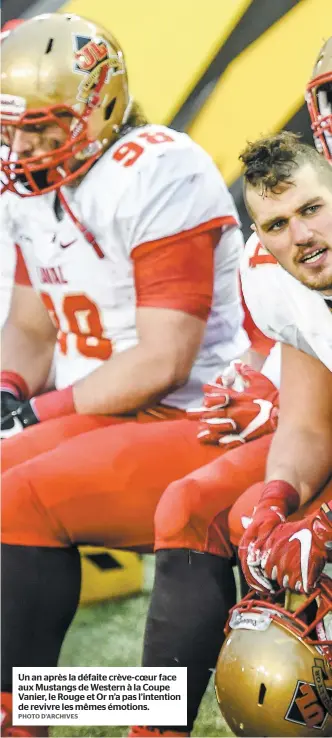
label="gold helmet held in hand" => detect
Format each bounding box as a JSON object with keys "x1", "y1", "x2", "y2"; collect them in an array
[
  {"x1": 215, "y1": 576, "x2": 332, "y2": 737},
  {"x1": 0, "y1": 13, "x2": 131, "y2": 194},
  {"x1": 306, "y1": 37, "x2": 332, "y2": 161}
]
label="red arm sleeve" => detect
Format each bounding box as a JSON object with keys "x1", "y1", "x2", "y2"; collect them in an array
[
  {"x1": 132, "y1": 226, "x2": 222, "y2": 321},
  {"x1": 14, "y1": 244, "x2": 31, "y2": 286}
]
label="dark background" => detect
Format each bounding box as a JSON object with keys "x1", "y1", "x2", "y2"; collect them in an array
[{"x1": 2, "y1": 0, "x2": 34, "y2": 23}]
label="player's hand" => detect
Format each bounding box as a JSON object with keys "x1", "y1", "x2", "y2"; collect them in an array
[
  {"x1": 238, "y1": 480, "x2": 300, "y2": 593},
  {"x1": 1, "y1": 392, "x2": 39, "y2": 439},
  {"x1": 255, "y1": 502, "x2": 332, "y2": 594},
  {"x1": 187, "y1": 363, "x2": 279, "y2": 448}
]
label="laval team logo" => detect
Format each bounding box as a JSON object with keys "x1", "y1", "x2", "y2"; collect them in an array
[
  {"x1": 285, "y1": 660, "x2": 332, "y2": 731},
  {"x1": 72, "y1": 34, "x2": 125, "y2": 103}
]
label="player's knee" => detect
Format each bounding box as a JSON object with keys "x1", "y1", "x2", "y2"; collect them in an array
[
  {"x1": 155, "y1": 477, "x2": 203, "y2": 543},
  {"x1": 2, "y1": 467, "x2": 62, "y2": 547},
  {"x1": 1, "y1": 435, "x2": 25, "y2": 474},
  {"x1": 228, "y1": 481, "x2": 264, "y2": 546}
]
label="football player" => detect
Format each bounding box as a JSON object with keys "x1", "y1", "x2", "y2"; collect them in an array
[
  {"x1": 0, "y1": 20, "x2": 24, "y2": 325},
  {"x1": 0, "y1": 13, "x2": 249, "y2": 738},
  {"x1": 236, "y1": 131, "x2": 332, "y2": 594},
  {"x1": 130, "y1": 39, "x2": 332, "y2": 738},
  {"x1": 216, "y1": 41, "x2": 332, "y2": 738},
  {"x1": 234, "y1": 39, "x2": 332, "y2": 597}
]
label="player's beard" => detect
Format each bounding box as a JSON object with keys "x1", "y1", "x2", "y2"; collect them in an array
[
  {"x1": 299, "y1": 271, "x2": 332, "y2": 294},
  {"x1": 293, "y1": 246, "x2": 332, "y2": 294},
  {"x1": 16, "y1": 157, "x2": 85, "y2": 193},
  {"x1": 16, "y1": 168, "x2": 49, "y2": 192}
]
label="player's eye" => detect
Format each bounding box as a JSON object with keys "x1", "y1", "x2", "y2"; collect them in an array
[
  {"x1": 268, "y1": 220, "x2": 286, "y2": 232},
  {"x1": 302, "y1": 204, "x2": 321, "y2": 215},
  {"x1": 49, "y1": 139, "x2": 62, "y2": 150},
  {"x1": 21, "y1": 124, "x2": 47, "y2": 134}
]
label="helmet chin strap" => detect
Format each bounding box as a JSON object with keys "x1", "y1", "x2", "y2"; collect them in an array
[
  {"x1": 77, "y1": 140, "x2": 103, "y2": 159},
  {"x1": 57, "y1": 187, "x2": 105, "y2": 259},
  {"x1": 52, "y1": 90, "x2": 134, "y2": 248}
]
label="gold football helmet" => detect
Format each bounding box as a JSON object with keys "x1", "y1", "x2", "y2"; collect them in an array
[
  {"x1": 306, "y1": 37, "x2": 332, "y2": 162},
  {"x1": 215, "y1": 576, "x2": 332, "y2": 737},
  {"x1": 0, "y1": 13, "x2": 131, "y2": 194}
]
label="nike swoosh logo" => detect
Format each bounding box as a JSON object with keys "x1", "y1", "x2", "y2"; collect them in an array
[
  {"x1": 289, "y1": 528, "x2": 312, "y2": 592},
  {"x1": 60, "y1": 240, "x2": 76, "y2": 249},
  {"x1": 241, "y1": 399, "x2": 273, "y2": 440},
  {"x1": 1, "y1": 415, "x2": 22, "y2": 439},
  {"x1": 241, "y1": 515, "x2": 253, "y2": 530}
]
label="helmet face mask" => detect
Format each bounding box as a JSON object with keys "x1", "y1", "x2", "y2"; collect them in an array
[
  {"x1": 1, "y1": 104, "x2": 102, "y2": 195},
  {"x1": 306, "y1": 38, "x2": 332, "y2": 162},
  {"x1": 0, "y1": 13, "x2": 131, "y2": 196},
  {"x1": 215, "y1": 577, "x2": 332, "y2": 737}
]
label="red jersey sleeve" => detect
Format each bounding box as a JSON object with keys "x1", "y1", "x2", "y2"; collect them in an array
[{"x1": 132, "y1": 225, "x2": 222, "y2": 321}]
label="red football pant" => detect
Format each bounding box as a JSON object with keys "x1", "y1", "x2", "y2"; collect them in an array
[
  {"x1": 2, "y1": 409, "x2": 224, "y2": 549},
  {"x1": 154, "y1": 434, "x2": 273, "y2": 555},
  {"x1": 5, "y1": 418, "x2": 329, "y2": 556},
  {"x1": 155, "y1": 432, "x2": 332, "y2": 555}
]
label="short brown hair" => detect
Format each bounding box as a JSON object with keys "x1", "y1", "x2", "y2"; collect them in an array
[{"x1": 239, "y1": 131, "x2": 332, "y2": 208}]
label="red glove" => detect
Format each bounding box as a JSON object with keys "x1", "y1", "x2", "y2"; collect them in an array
[
  {"x1": 187, "y1": 363, "x2": 279, "y2": 448},
  {"x1": 256, "y1": 501, "x2": 332, "y2": 594},
  {"x1": 238, "y1": 480, "x2": 300, "y2": 592}
]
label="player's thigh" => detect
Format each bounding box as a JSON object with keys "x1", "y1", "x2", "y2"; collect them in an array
[
  {"x1": 155, "y1": 433, "x2": 273, "y2": 555},
  {"x1": 2, "y1": 417, "x2": 220, "y2": 548},
  {"x1": 1, "y1": 413, "x2": 123, "y2": 472},
  {"x1": 228, "y1": 475, "x2": 332, "y2": 547}
]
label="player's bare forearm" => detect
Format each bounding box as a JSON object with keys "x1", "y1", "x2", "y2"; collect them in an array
[
  {"x1": 1, "y1": 321, "x2": 55, "y2": 397},
  {"x1": 266, "y1": 426, "x2": 332, "y2": 505},
  {"x1": 2, "y1": 283, "x2": 57, "y2": 396},
  {"x1": 73, "y1": 306, "x2": 206, "y2": 414},
  {"x1": 72, "y1": 341, "x2": 188, "y2": 414},
  {"x1": 265, "y1": 343, "x2": 332, "y2": 506}
]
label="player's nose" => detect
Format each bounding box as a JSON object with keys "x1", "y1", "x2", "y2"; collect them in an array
[
  {"x1": 11, "y1": 129, "x2": 41, "y2": 158},
  {"x1": 289, "y1": 216, "x2": 314, "y2": 246}
]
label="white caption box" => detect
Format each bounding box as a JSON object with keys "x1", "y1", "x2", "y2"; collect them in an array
[{"x1": 13, "y1": 667, "x2": 187, "y2": 726}]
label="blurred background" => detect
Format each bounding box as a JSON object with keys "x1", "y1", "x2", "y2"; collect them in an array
[{"x1": 2, "y1": 0, "x2": 331, "y2": 238}]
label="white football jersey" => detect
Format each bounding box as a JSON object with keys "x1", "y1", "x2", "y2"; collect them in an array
[
  {"x1": 4, "y1": 124, "x2": 249, "y2": 408},
  {"x1": 261, "y1": 342, "x2": 281, "y2": 388},
  {"x1": 0, "y1": 186, "x2": 19, "y2": 327},
  {"x1": 241, "y1": 233, "x2": 332, "y2": 371}
]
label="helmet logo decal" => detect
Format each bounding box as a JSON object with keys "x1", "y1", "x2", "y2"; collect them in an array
[
  {"x1": 285, "y1": 672, "x2": 332, "y2": 730},
  {"x1": 73, "y1": 35, "x2": 109, "y2": 73},
  {"x1": 312, "y1": 658, "x2": 332, "y2": 717},
  {"x1": 72, "y1": 34, "x2": 124, "y2": 103}
]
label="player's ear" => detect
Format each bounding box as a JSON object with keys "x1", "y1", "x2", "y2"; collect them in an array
[{"x1": 250, "y1": 223, "x2": 257, "y2": 232}]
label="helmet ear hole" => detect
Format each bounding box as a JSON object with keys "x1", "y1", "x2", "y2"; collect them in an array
[
  {"x1": 258, "y1": 683, "x2": 266, "y2": 705},
  {"x1": 45, "y1": 38, "x2": 54, "y2": 54},
  {"x1": 104, "y1": 97, "x2": 116, "y2": 121}
]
